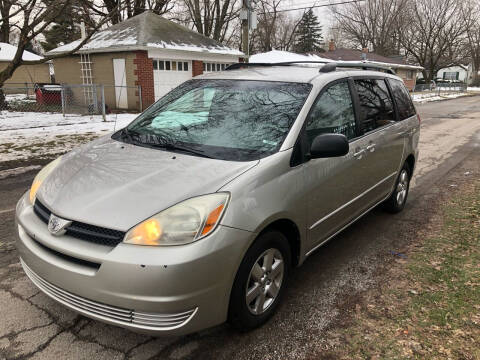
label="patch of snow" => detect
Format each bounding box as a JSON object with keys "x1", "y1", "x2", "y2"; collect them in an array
[
  {"x1": 0, "y1": 42, "x2": 43, "y2": 61},
  {"x1": 5, "y1": 94, "x2": 36, "y2": 103},
  {"x1": 411, "y1": 92, "x2": 469, "y2": 103},
  {"x1": 0, "y1": 111, "x2": 138, "y2": 163},
  {"x1": 147, "y1": 41, "x2": 243, "y2": 56},
  {"x1": 250, "y1": 50, "x2": 332, "y2": 63},
  {"x1": 49, "y1": 28, "x2": 137, "y2": 54},
  {"x1": 467, "y1": 87, "x2": 480, "y2": 92},
  {"x1": 0, "y1": 165, "x2": 41, "y2": 179}
]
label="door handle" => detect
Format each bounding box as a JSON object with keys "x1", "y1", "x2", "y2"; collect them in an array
[
  {"x1": 366, "y1": 144, "x2": 376, "y2": 152},
  {"x1": 353, "y1": 149, "x2": 366, "y2": 159}
]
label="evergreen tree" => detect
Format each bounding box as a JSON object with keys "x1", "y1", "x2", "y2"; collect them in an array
[
  {"x1": 294, "y1": 9, "x2": 323, "y2": 53},
  {"x1": 40, "y1": 3, "x2": 81, "y2": 52}
]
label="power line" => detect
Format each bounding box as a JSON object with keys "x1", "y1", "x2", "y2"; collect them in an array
[{"x1": 259, "y1": 0, "x2": 365, "y2": 14}]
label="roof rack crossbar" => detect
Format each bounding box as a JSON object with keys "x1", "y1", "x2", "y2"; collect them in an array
[{"x1": 226, "y1": 61, "x2": 396, "y2": 75}]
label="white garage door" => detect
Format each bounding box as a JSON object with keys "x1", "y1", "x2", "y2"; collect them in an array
[{"x1": 153, "y1": 60, "x2": 192, "y2": 101}]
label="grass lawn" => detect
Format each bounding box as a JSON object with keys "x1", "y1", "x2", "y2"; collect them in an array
[{"x1": 324, "y1": 181, "x2": 480, "y2": 359}]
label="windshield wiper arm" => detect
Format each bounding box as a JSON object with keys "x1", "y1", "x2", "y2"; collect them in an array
[{"x1": 149, "y1": 142, "x2": 213, "y2": 159}]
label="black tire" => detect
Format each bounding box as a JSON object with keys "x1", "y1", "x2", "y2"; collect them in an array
[
  {"x1": 383, "y1": 162, "x2": 411, "y2": 213},
  {"x1": 228, "y1": 230, "x2": 291, "y2": 331}
]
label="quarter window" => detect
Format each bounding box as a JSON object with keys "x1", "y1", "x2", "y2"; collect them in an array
[
  {"x1": 306, "y1": 81, "x2": 356, "y2": 144},
  {"x1": 388, "y1": 78, "x2": 416, "y2": 120},
  {"x1": 355, "y1": 79, "x2": 395, "y2": 134}
]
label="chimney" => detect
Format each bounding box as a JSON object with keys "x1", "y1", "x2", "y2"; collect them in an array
[
  {"x1": 80, "y1": 22, "x2": 86, "y2": 40},
  {"x1": 328, "y1": 39, "x2": 336, "y2": 52}
]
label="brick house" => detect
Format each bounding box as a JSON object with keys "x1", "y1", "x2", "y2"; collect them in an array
[
  {"x1": 47, "y1": 11, "x2": 243, "y2": 111},
  {"x1": 320, "y1": 42, "x2": 422, "y2": 91}
]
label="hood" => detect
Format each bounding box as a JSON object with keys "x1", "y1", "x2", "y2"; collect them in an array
[{"x1": 38, "y1": 137, "x2": 258, "y2": 231}]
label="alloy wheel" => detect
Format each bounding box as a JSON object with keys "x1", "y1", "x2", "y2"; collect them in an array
[
  {"x1": 396, "y1": 169, "x2": 409, "y2": 206},
  {"x1": 245, "y1": 248, "x2": 284, "y2": 315}
]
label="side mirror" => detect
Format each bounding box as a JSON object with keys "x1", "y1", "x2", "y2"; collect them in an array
[{"x1": 309, "y1": 134, "x2": 349, "y2": 159}]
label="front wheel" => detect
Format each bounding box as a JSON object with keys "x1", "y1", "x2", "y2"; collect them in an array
[
  {"x1": 228, "y1": 230, "x2": 290, "y2": 331},
  {"x1": 383, "y1": 163, "x2": 411, "y2": 213}
]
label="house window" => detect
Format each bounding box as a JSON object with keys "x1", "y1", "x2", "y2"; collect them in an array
[
  {"x1": 443, "y1": 71, "x2": 459, "y2": 80},
  {"x1": 153, "y1": 59, "x2": 190, "y2": 72},
  {"x1": 406, "y1": 70, "x2": 414, "y2": 80},
  {"x1": 203, "y1": 62, "x2": 230, "y2": 73}
]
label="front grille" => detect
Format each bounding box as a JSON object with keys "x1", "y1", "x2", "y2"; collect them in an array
[
  {"x1": 33, "y1": 200, "x2": 50, "y2": 223},
  {"x1": 34, "y1": 200, "x2": 126, "y2": 247},
  {"x1": 21, "y1": 260, "x2": 197, "y2": 331}
]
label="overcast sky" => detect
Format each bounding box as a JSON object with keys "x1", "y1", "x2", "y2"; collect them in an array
[{"x1": 272, "y1": 0, "x2": 335, "y2": 33}]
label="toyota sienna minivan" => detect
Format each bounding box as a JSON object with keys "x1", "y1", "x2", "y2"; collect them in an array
[{"x1": 16, "y1": 62, "x2": 419, "y2": 335}]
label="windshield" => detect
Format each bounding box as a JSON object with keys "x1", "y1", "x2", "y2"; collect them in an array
[{"x1": 115, "y1": 79, "x2": 312, "y2": 161}]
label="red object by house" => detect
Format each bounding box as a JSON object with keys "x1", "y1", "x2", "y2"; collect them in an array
[{"x1": 35, "y1": 84, "x2": 62, "y2": 105}]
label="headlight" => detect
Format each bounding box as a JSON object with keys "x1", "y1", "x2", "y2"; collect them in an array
[
  {"x1": 29, "y1": 156, "x2": 62, "y2": 204},
  {"x1": 123, "y1": 193, "x2": 229, "y2": 246}
]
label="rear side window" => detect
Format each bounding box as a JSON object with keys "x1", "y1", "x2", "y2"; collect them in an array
[
  {"x1": 388, "y1": 78, "x2": 416, "y2": 120},
  {"x1": 306, "y1": 80, "x2": 356, "y2": 143},
  {"x1": 354, "y1": 79, "x2": 395, "y2": 134}
]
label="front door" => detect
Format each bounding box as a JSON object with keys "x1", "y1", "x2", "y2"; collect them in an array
[{"x1": 303, "y1": 79, "x2": 369, "y2": 253}]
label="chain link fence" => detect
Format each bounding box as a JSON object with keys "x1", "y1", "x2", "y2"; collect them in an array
[
  {"x1": 0, "y1": 83, "x2": 143, "y2": 120},
  {"x1": 413, "y1": 81, "x2": 468, "y2": 98}
]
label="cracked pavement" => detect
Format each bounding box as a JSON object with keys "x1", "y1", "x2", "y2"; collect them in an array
[{"x1": 1, "y1": 96, "x2": 480, "y2": 359}]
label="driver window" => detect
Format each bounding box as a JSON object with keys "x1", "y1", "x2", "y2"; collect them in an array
[{"x1": 306, "y1": 81, "x2": 356, "y2": 145}]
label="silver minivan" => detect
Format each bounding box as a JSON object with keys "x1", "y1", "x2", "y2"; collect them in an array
[{"x1": 15, "y1": 62, "x2": 419, "y2": 335}]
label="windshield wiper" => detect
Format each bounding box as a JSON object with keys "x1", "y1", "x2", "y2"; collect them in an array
[
  {"x1": 148, "y1": 142, "x2": 213, "y2": 159},
  {"x1": 120, "y1": 128, "x2": 140, "y2": 143}
]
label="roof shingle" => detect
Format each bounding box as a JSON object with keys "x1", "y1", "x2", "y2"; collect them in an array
[{"x1": 48, "y1": 11, "x2": 243, "y2": 56}]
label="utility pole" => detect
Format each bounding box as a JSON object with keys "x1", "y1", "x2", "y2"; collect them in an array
[{"x1": 241, "y1": 0, "x2": 250, "y2": 62}]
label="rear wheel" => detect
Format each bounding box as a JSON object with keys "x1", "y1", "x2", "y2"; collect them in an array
[
  {"x1": 228, "y1": 230, "x2": 290, "y2": 331},
  {"x1": 384, "y1": 163, "x2": 411, "y2": 213}
]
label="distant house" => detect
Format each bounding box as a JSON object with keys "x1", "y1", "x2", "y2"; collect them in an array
[
  {"x1": 48, "y1": 11, "x2": 244, "y2": 111},
  {"x1": 436, "y1": 65, "x2": 469, "y2": 82},
  {"x1": 0, "y1": 43, "x2": 51, "y2": 89},
  {"x1": 320, "y1": 42, "x2": 422, "y2": 91}
]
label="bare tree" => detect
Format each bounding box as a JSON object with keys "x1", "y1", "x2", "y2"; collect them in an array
[
  {"x1": 461, "y1": 0, "x2": 480, "y2": 85},
  {"x1": 181, "y1": 0, "x2": 240, "y2": 43},
  {"x1": 330, "y1": 0, "x2": 409, "y2": 56},
  {"x1": 400, "y1": 0, "x2": 467, "y2": 82},
  {"x1": 250, "y1": 0, "x2": 303, "y2": 53},
  {"x1": 0, "y1": 1, "x2": 13, "y2": 42},
  {"x1": 0, "y1": 0, "x2": 119, "y2": 107},
  {"x1": 83, "y1": 0, "x2": 174, "y2": 25}
]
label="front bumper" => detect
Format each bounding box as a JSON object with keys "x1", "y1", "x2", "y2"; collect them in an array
[{"x1": 15, "y1": 193, "x2": 253, "y2": 335}]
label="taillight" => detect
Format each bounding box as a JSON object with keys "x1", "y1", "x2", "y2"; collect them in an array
[{"x1": 417, "y1": 114, "x2": 421, "y2": 123}]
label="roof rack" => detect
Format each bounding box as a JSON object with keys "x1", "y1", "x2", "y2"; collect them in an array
[{"x1": 226, "y1": 61, "x2": 396, "y2": 75}]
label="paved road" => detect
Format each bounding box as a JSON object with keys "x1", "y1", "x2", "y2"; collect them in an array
[{"x1": 1, "y1": 96, "x2": 480, "y2": 359}]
